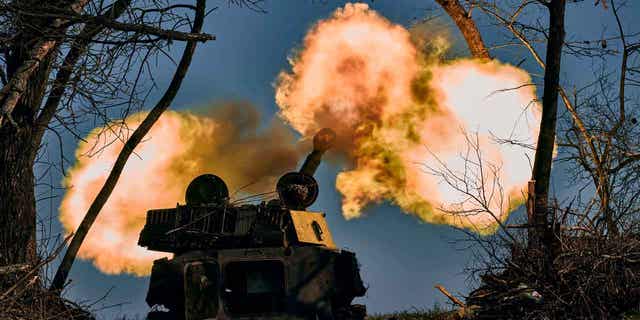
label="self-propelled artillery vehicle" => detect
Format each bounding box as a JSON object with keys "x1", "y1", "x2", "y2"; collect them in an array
[{"x1": 138, "y1": 128, "x2": 367, "y2": 320}]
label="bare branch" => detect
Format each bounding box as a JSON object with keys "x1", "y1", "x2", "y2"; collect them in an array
[
  {"x1": 34, "y1": 0, "x2": 132, "y2": 141},
  {"x1": 436, "y1": 0, "x2": 491, "y2": 59},
  {"x1": 0, "y1": 0, "x2": 91, "y2": 127},
  {"x1": 50, "y1": 0, "x2": 208, "y2": 292}
]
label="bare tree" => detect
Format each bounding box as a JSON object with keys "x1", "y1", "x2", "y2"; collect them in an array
[
  {"x1": 556, "y1": 0, "x2": 640, "y2": 236},
  {"x1": 381, "y1": 0, "x2": 640, "y2": 317},
  {"x1": 431, "y1": 0, "x2": 640, "y2": 317},
  {"x1": 50, "y1": 0, "x2": 208, "y2": 292},
  {"x1": 474, "y1": 0, "x2": 640, "y2": 237},
  {"x1": 435, "y1": 0, "x2": 566, "y2": 262},
  {"x1": 529, "y1": 0, "x2": 565, "y2": 265},
  {"x1": 0, "y1": 0, "x2": 213, "y2": 271}
]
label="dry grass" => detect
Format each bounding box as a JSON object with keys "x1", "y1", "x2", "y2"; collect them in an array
[
  {"x1": 1, "y1": 264, "x2": 94, "y2": 320},
  {"x1": 466, "y1": 234, "x2": 640, "y2": 319}
]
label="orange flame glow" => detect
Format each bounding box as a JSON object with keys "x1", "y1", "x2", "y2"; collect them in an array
[
  {"x1": 275, "y1": 3, "x2": 540, "y2": 233},
  {"x1": 60, "y1": 3, "x2": 542, "y2": 276},
  {"x1": 59, "y1": 105, "x2": 302, "y2": 275}
]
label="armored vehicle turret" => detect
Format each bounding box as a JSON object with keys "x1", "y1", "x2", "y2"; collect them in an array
[{"x1": 139, "y1": 128, "x2": 367, "y2": 320}]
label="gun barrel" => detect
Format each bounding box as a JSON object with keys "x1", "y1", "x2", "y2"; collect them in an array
[{"x1": 299, "y1": 128, "x2": 335, "y2": 176}]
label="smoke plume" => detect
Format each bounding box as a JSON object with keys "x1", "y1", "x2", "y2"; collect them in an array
[
  {"x1": 60, "y1": 3, "x2": 541, "y2": 276},
  {"x1": 59, "y1": 103, "x2": 303, "y2": 275},
  {"x1": 275, "y1": 3, "x2": 540, "y2": 233}
]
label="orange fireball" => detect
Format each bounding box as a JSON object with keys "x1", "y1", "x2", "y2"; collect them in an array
[
  {"x1": 60, "y1": 105, "x2": 302, "y2": 275},
  {"x1": 275, "y1": 3, "x2": 540, "y2": 233}
]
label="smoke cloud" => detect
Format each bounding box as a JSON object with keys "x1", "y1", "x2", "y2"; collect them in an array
[
  {"x1": 275, "y1": 3, "x2": 540, "y2": 233},
  {"x1": 59, "y1": 103, "x2": 303, "y2": 275},
  {"x1": 60, "y1": 3, "x2": 542, "y2": 276}
]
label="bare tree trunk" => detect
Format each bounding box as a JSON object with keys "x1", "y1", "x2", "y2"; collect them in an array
[
  {"x1": 49, "y1": 0, "x2": 208, "y2": 292},
  {"x1": 1, "y1": 2, "x2": 130, "y2": 267},
  {"x1": 0, "y1": 128, "x2": 38, "y2": 266},
  {"x1": 435, "y1": 0, "x2": 491, "y2": 60},
  {"x1": 598, "y1": 173, "x2": 617, "y2": 235},
  {"x1": 531, "y1": 0, "x2": 566, "y2": 255},
  {"x1": 1, "y1": 0, "x2": 214, "y2": 274},
  {"x1": 0, "y1": 9, "x2": 58, "y2": 265}
]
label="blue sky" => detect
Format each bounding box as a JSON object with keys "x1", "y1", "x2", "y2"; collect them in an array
[{"x1": 35, "y1": 1, "x2": 639, "y2": 318}]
